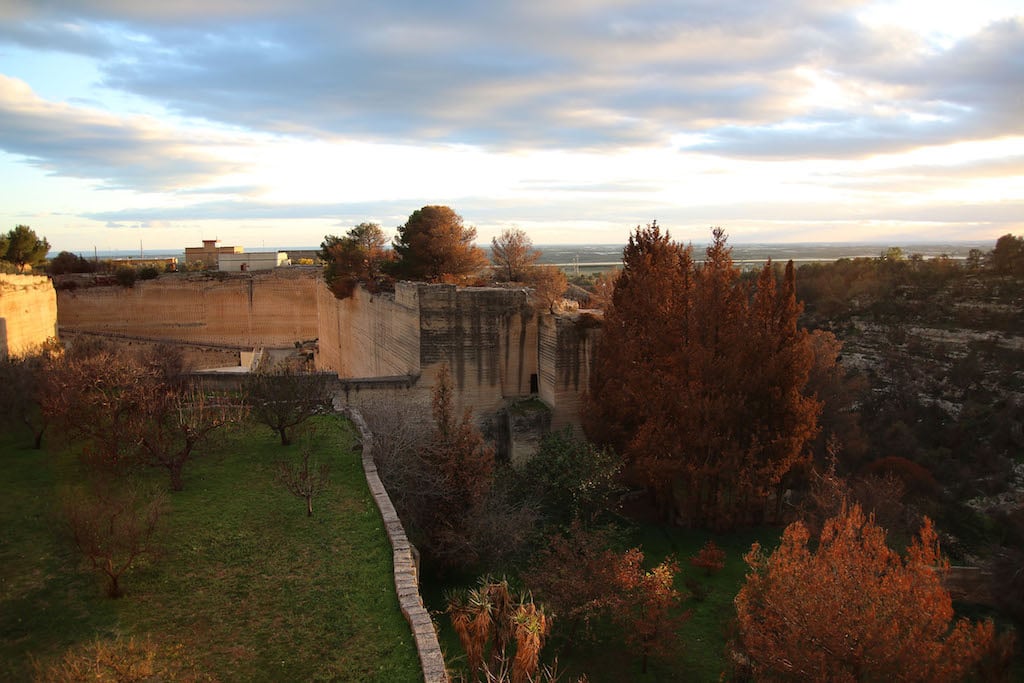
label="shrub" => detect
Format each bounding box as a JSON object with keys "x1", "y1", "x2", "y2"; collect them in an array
[
  {"x1": 689, "y1": 540, "x2": 726, "y2": 576},
  {"x1": 114, "y1": 267, "x2": 137, "y2": 288},
  {"x1": 138, "y1": 266, "x2": 160, "y2": 280}
]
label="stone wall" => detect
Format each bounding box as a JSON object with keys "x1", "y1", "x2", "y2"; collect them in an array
[
  {"x1": 56, "y1": 273, "x2": 600, "y2": 429},
  {"x1": 0, "y1": 273, "x2": 57, "y2": 358},
  {"x1": 57, "y1": 269, "x2": 319, "y2": 348},
  {"x1": 317, "y1": 282, "x2": 540, "y2": 419},
  {"x1": 343, "y1": 406, "x2": 448, "y2": 683},
  {"x1": 538, "y1": 312, "x2": 601, "y2": 429},
  {"x1": 417, "y1": 284, "x2": 537, "y2": 416},
  {"x1": 316, "y1": 284, "x2": 421, "y2": 378}
]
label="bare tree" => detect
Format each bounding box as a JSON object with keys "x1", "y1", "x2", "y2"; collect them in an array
[
  {"x1": 275, "y1": 432, "x2": 330, "y2": 516},
  {"x1": 42, "y1": 343, "x2": 163, "y2": 473},
  {"x1": 64, "y1": 480, "x2": 166, "y2": 598},
  {"x1": 0, "y1": 340, "x2": 58, "y2": 448},
  {"x1": 139, "y1": 383, "x2": 241, "y2": 491},
  {"x1": 243, "y1": 363, "x2": 333, "y2": 445},
  {"x1": 491, "y1": 227, "x2": 541, "y2": 282}
]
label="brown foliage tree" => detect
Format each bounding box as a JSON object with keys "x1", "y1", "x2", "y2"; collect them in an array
[
  {"x1": 64, "y1": 481, "x2": 166, "y2": 598},
  {"x1": 609, "y1": 549, "x2": 687, "y2": 674},
  {"x1": 735, "y1": 504, "x2": 1012, "y2": 681},
  {"x1": 420, "y1": 364, "x2": 497, "y2": 568},
  {"x1": 491, "y1": 227, "x2": 541, "y2": 282},
  {"x1": 585, "y1": 224, "x2": 823, "y2": 528},
  {"x1": 525, "y1": 265, "x2": 568, "y2": 313},
  {"x1": 585, "y1": 270, "x2": 618, "y2": 310},
  {"x1": 391, "y1": 205, "x2": 488, "y2": 281},
  {"x1": 689, "y1": 540, "x2": 726, "y2": 576},
  {"x1": 320, "y1": 222, "x2": 392, "y2": 298},
  {"x1": 523, "y1": 522, "x2": 620, "y2": 646}
]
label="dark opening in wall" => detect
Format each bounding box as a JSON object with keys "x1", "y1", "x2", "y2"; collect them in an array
[{"x1": 530, "y1": 373, "x2": 539, "y2": 394}]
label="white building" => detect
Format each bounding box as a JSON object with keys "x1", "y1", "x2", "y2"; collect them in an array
[{"x1": 218, "y1": 252, "x2": 290, "y2": 271}]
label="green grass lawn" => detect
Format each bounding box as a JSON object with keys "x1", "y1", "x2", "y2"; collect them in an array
[
  {"x1": 0, "y1": 416, "x2": 421, "y2": 681},
  {"x1": 424, "y1": 520, "x2": 781, "y2": 683}
]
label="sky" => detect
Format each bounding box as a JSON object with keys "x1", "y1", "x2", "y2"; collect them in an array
[{"x1": 0, "y1": 0, "x2": 1022, "y2": 253}]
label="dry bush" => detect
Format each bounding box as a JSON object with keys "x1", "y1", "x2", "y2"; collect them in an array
[
  {"x1": 689, "y1": 540, "x2": 726, "y2": 576},
  {"x1": 33, "y1": 637, "x2": 211, "y2": 682}
]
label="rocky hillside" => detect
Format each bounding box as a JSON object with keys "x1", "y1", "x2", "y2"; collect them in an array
[{"x1": 797, "y1": 252, "x2": 1024, "y2": 560}]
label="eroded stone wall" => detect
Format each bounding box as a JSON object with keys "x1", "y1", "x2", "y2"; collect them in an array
[
  {"x1": 417, "y1": 284, "x2": 537, "y2": 416},
  {"x1": 0, "y1": 274, "x2": 57, "y2": 358},
  {"x1": 317, "y1": 283, "x2": 540, "y2": 418},
  {"x1": 57, "y1": 269, "x2": 319, "y2": 348},
  {"x1": 538, "y1": 312, "x2": 601, "y2": 429}
]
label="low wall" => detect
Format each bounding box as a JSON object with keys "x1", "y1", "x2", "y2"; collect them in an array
[
  {"x1": 61, "y1": 329, "x2": 244, "y2": 370},
  {"x1": 0, "y1": 273, "x2": 57, "y2": 358},
  {"x1": 342, "y1": 407, "x2": 448, "y2": 683}
]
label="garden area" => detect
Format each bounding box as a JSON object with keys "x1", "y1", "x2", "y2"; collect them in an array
[{"x1": 0, "y1": 416, "x2": 421, "y2": 682}]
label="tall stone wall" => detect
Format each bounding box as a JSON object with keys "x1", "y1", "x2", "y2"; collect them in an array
[
  {"x1": 57, "y1": 269, "x2": 319, "y2": 348},
  {"x1": 538, "y1": 312, "x2": 601, "y2": 429},
  {"x1": 417, "y1": 284, "x2": 538, "y2": 416},
  {"x1": 316, "y1": 284, "x2": 421, "y2": 378},
  {"x1": 317, "y1": 283, "x2": 539, "y2": 418},
  {"x1": 0, "y1": 274, "x2": 58, "y2": 358}
]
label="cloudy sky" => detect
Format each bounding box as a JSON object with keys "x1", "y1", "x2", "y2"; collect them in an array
[{"x1": 1, "y1": 0, "x2": 1022, "y2": 252}]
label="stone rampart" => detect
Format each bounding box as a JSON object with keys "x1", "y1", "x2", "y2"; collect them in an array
[
  {"x1": 56, "y1": 273, "x2": 600, "y2": 429},
  {"x1": 57, "y1": 269, "x2": 319, "y2": 348},
  {"x1": 0, "y1": 273, "x2": 57, "y2": 358}
]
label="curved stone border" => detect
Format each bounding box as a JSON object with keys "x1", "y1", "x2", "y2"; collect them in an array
[{"x1": 341, "y1": 406, "x2": 449, "y2": 683}]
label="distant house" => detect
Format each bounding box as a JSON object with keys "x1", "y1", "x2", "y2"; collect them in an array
[
  {"x1": 218, "y1": 252, "x2": 290, "y2": 271},
  {"x1": 185, "y1": 239, "x2": 243, "y2": 269}
]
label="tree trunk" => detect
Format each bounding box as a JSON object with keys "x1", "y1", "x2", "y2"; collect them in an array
[
  {"x1": 306, "y1": 496, "x2": 313, "y2": 517},
  {"x1": 170, "y1": 462, "x2": 185, "y2": 492},
  {"x1": 107, "y1": 573, "x2": 122, "y2": 599},
  {"x1": 279, "y1": 427, "x2": 290, "y2": 446}
]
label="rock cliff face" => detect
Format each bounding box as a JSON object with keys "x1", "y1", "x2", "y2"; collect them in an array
[{"x1": 0, "y1": 274, "x2": 57, "y2": 357}]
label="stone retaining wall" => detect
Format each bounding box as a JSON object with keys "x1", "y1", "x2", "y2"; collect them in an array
[{"x1": 341, "y1": 406, "x2": 448, "y2": 683}]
